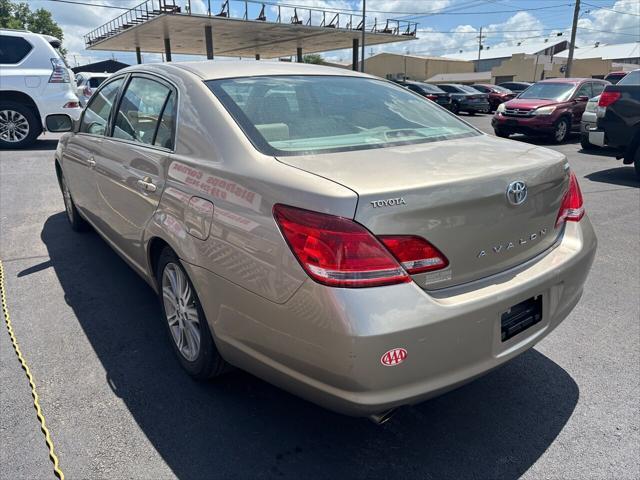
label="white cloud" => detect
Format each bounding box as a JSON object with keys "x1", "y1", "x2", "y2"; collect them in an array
[{"x1": 30, "y1": 0, "x2": 639, "y2": 67}]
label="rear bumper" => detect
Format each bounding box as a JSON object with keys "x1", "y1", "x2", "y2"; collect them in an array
[
  {"x1": 38, "y1": 88, "x2": 82, "y2": 128},
  {"x1": 492, "y1": 113, "x2": 556, "y2": 134},
  {"x1": 186, "y1": 218, "x2": 596, "y2": 416},
  {"x1": 461, "y1": 101, "x2": 490, "y2": 112},
  {"x1": 588, "y1": 128, "x2": 606, "y2": 147}
]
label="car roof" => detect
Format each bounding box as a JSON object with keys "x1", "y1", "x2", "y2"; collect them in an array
[
  {"x1": 120, "y1": 60, "x2": 370, "y2": 81},
  {"x1": 538, "y1": 78, "x2": 605, "y2": 84},
  {"x1": 76, "y1": 71, "x2": 110, "y2": 77}
]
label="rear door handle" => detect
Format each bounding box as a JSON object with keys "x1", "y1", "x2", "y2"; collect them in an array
[
  {"x1": 87, "y1": 157, "x2": 96, "y2": 168},
  {"x1": 137, "y1": 178, "x2": 157, "y2": 192}
]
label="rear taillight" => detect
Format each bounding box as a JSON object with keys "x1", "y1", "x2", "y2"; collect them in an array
[
  {"x1": 83, "y1": 86, "x2": 92, "y2": 97},
  {"x1": 597, "y1": 91, "x2": 621, "y2": 107},
  {"x1": 63, "y1": 101, "x2": 79, "y2": 108},
  {"x1": 425, "y1": 94, "x2": 438, "y2": 101},
  {"x1": 273, "y1": 205, "x2": 450, "y2": 287},
  {"x1": 49, "y1": 58, "x2": 70, "y2": 83},
  {"x1": 273, "y1": 204, "x2": 409, "y2": 287},
  {"x1": 556, "y1": 172, "x2": 585, "y2": 228},
  {"x1": 378, "y1": 236, "x2": 449, "y2": 274}
]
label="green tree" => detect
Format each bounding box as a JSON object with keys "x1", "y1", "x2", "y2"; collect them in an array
[
  {"x1": 0, "y1": 0, "x2": 66, "y2": 54},
  {"x1": 303, "y1": 54, "x2": 325, "y2": 65}
]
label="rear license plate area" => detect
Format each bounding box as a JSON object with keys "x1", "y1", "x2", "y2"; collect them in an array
[{"x1": 501, "y1": 296, "x2": 542, "y2": 342}]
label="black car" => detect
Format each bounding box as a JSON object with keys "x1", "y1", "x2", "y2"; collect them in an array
[
  {"x1": 392, "y1": 80, "x2": 453, "y2": 110},
  {"x1": 589, "y1": 69, "x2": 640, "y2": 178},
  {"x1": 497, "y1": 81, "x2": 532, "y2": 95},
  {"x1": 435, "y1": 84, "x2": 490, "y2": 115}
]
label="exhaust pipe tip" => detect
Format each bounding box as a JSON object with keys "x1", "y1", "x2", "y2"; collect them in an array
[{"x1": 368, "y1": 408, "x2": 397, "y2": 425}]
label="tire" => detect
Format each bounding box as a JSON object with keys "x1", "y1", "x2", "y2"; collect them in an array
[
  {"x1": 451, "y1": 103, "x2": 460, "y2": 115},
  {"x1": 60, "y1": 173, "x2": 90, "y2": 232},
  {"x1": 156, "y1": 247, "x2": 227, "y2": 379},
  {"x1": 467, "y1": 111, "x2": 476, "y2": 116},
  {"x1": 494, "y1": 129, "x2": 510, "y2": 138},
  {"x1": 552, "y1": 117, "x2": 570, "y2": 144},
  {"x1": 580, "y1": 134, "x2": 596, "y2": 150},
  {"x1": 0, "y1": 101, "x2": 40, "y2": 149},
  {"x1": 634, "y1": 145, "x2": 640, "y2": 180}
]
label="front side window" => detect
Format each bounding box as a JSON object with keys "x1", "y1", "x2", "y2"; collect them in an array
[
  {"x1": 80, "y1": 77, "x2": 124, "y2": 136},
  {"x1": 207, "y1": 76, "x2": 478, "y2": 156},
  {"x1": 574, "y1": 83, "x2": 592, "y2": 99},
  {"x1": 113, "y1": 77, "x2": 172, "y2": 146},
  {"x1": 519, "y1": 83, "x2": 576, "y2": 101},
  {"x1": 591, "y1": 82, "x2": 606, "y2": 96},
  {"x1": 0, "y1": 35, "x2": 33, "y2": 64}
]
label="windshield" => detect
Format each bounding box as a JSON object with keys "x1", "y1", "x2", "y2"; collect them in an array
[
  {"x1": 519, "y1": 82, "x2": 576, "y2": 101},
  {"x1": 207, "y1": 76, "x2": 478, "y2": 156}
]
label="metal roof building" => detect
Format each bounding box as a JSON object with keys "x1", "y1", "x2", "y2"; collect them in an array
[
  {"x1": 555, "y1": 42, "x2": 640, "y2": 65},
  {"x1": 84, "y1": 0, "x2": 417, "y2": 68},
  {"x1": 445, "y1": 39, "x2": 569, "y2": 72}
]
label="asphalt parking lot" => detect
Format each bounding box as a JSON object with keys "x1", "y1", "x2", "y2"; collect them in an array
[{"x1": 1, "y1": 114, "x2": 638, "y2": 480}]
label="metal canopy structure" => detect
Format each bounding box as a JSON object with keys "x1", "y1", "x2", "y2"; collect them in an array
[{"x1": 85, "y1": 0, "x2": 417, "y2": 64}]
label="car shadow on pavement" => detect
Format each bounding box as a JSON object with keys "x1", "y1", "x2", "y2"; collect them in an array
[
  {"x1": 586, "y1": 166, "x2": 639, "y2": 188},
  {"x1": 2, "y1": 138, "x2": 60, "y2": 152},
  {"x1": 38, "y1": 212, "x2": 579, "y2": 480}
]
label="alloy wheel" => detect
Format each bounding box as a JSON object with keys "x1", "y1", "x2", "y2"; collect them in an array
[
  {"x1": 555, "y1": 120, "x2": 568, "y2": 142},
  {"x1": 162, "y1": 262, "x2": 201, "y2": 362},
  {"x1": 0, "y1": 110, "x2": 30, "y2": 143}
]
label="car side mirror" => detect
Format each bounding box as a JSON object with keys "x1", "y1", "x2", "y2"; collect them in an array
[
  {"x1": 575, "y1": 95, "x2": 589, "y2": 102},
  {"x1": 45, "y1": 114, "x2": 73, "y2": 132}
]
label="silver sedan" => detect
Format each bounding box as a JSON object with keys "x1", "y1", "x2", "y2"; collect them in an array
[{"x1": 52, "y1": 62, "x2": 596, "y2": 420}]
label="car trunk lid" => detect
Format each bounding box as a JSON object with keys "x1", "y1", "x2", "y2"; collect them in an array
[{"x1": 276, "y1": 135, "x2": 569, "y2": 289}]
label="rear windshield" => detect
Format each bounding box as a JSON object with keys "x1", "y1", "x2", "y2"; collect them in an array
[
  {"x1": 206, "y1": 76, "x2": 478, "y2": 156},
  {"x1": 519, "y1": 82, "x2": 575, "y2": 101},
  {"x1": 417, "y1": 83, "x2": 444, "y2": 93},
  {"x1": 89, "y1": 77, "x2": 107, "y2": 88},
  {"x1": 492, "y1": 85, "x2": 512, "y2": 93},
  {"x1": 618, "y1": 70, "x2": 639, "y2": 85},
  {"x1": 458, "y1": 85, "x2": 480, "y2": 93}
]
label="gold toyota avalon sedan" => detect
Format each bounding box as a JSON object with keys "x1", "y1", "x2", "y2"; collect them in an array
[{"x1": 52, "y1": 62, "x2": 596, "y2": 421}]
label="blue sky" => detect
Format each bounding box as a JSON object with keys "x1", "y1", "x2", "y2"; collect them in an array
[{"x1": 27, "y1": 0, "x2": 640, "y2": 66}]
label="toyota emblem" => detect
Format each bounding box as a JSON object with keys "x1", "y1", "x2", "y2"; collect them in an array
[{"x1": 506, "y1": 180, "x2": 527, "y2": 206}]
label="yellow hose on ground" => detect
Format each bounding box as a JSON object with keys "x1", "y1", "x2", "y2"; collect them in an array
[{"x1": 0, "y1": 259, "x2": 65, "y2": 480}]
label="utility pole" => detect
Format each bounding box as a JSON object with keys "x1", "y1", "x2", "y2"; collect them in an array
[
  {"x1": 360, "y1": 0, "x2": 366, "y2": 72},
  {"x1": 476, "y1": 26, "x2": 483, "y2": 73},
  {"x1": 566, "y1": 0, "x2": 580, "y2": 78}
]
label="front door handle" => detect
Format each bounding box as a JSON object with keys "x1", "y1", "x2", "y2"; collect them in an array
[
  {"x1": 87, "y1": 157, "x2": 96, "y2": 168},
  {"x1": 137, "y1": 177, "x2": 157, "y2": 192}
]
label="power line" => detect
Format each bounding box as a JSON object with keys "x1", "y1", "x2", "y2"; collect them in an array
[
  {"x1": 39, "y1": 0, "x2": 130, "y2": 10},
  {"x1": 581, "y1": 1, "x2": 640, "y2": 15}
]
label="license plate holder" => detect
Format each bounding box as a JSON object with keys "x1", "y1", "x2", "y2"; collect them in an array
[{"x1": 501, "y1": 296, "x2": 542, "y2": 342}]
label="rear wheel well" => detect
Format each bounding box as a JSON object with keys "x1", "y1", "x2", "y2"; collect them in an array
[
  {"x1": 148, "y1": 237, "x2": 171, "y2": 281},
  {"x1": 0, "y1": 91, "x2": 43, "y2": 133}
]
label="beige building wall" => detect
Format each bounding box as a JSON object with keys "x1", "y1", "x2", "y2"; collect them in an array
[
  {"x1": 362, "y1": 53, "x2": 474, "y2": 81},
  {"x1": 491, "y1": 54, "x2": 624, "y2": 83}
]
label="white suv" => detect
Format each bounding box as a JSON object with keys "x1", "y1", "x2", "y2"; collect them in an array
[{"x1": 0, "y1": 29, "x2": 82, "y2": 148}]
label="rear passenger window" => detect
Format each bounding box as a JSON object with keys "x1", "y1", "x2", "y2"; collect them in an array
[
  {"x1": 0, "y1": 36, "x2": 33, "y2": 64},
  {"x1": 80, "y1": 77, "x2": 124, "y2": 136},
  {"x1": 113, "y1": 77, "x2": 172, "y2": 146}
]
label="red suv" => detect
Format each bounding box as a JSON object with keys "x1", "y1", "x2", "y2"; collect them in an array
[
  {"x1": 492, "y1": 78, "x2": 609, "y2": 143},
  {"x1": 470, "y1": 84, "x2": 516, "y2": 112}
]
